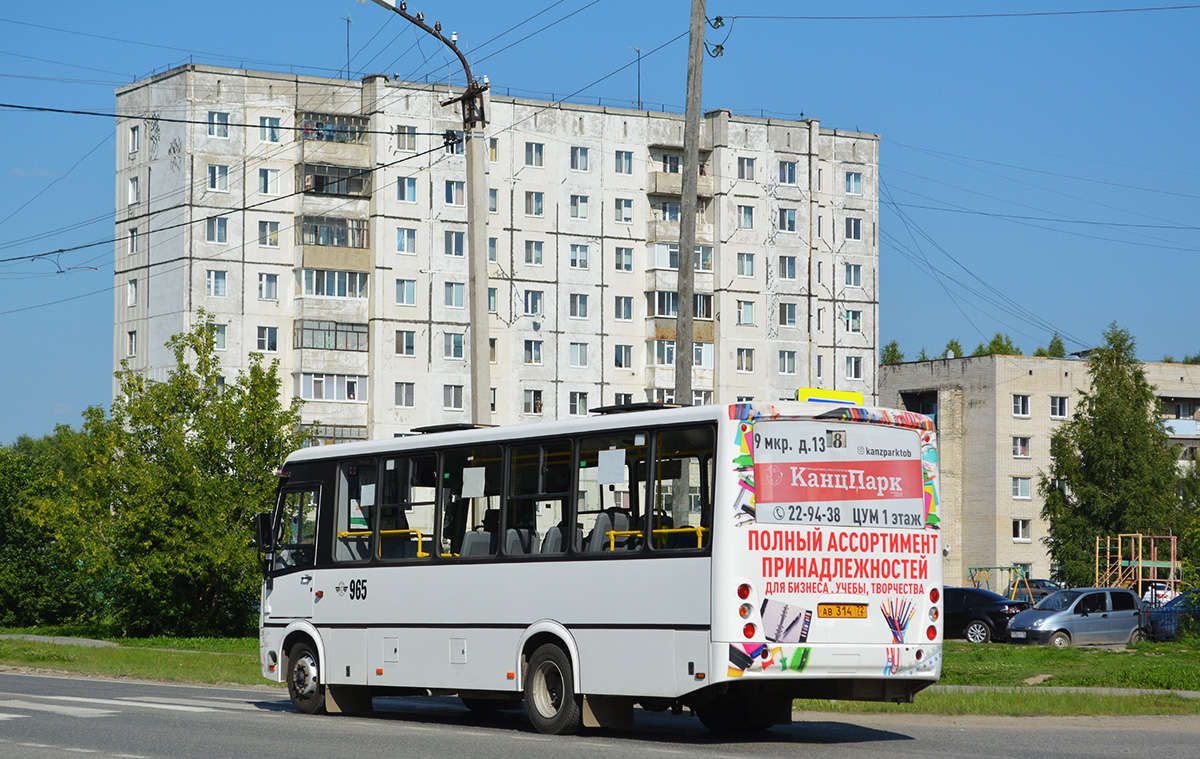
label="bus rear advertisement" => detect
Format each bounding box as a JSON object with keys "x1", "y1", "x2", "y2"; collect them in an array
[{"x1": 256, "y1": 401, "x2": 941, "y2": 734}]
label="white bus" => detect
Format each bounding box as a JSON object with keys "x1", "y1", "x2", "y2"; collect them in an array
[{"x1": 256, "y1": 401, "x2": 943, "y2": 734}]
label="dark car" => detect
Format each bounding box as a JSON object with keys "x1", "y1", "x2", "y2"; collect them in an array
[
  {"x1": 1147, "y1": 590, "x2": 1200, "y2": 641},
  {"x1": 1005, "y1": 578, "x2": 1063, "y2": 603},
  {"x1": 944, "y1": 586, "x2": 1030, "y2": 643}
]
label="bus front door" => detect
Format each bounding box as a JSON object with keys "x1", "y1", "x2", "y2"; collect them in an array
[{"x1": 265, "y1": 487, "x2": 320, "y2": 620}]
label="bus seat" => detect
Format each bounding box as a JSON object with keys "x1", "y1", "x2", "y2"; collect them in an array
[
  {"x1": 587, "y1": 508, "x2": 632, "y2": 552},
  {"x1": 506, "y1": 528, "x2": 539, "y2": 556},
  {"x1": 460, "y1": 530, "x2": 492, "y2": 557},
  {"x1": 540, "y1": 524, "x2": 576, "y2": 554}
]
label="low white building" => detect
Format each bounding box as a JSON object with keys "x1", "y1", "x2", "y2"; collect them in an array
[{"x1": 114, "y1": 65, "x2": 880, "y2": 442}]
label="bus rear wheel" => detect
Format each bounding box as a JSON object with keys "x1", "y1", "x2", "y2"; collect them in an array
[
  {"x1": 287, "y1": 641, "x2": 326, "y2": 714},
  {"x1": 524, "y1": 644, "x2": 582, "y2": 735}
]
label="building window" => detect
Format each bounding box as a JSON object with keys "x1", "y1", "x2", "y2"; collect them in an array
[
  {"x1": 524, "y1": 240, "x2": 543, "y2": 265},
  {"x1": 295, "y1": 320, "x2": 368, "y2": 352},
  {"x1": 489, "y1": 339, "x2": 497, "y2": 363},
  {"x1": 256, "y1": 326, "x2": 278, "y2": 352},
  {"x1": 569, "y1": 342, "x2": 588, "y2": 368},
  {"x1": 737, "y1": 156, "x2": 755, "y2": 180},
  {"x1": 396, "y1": 124, "x2": 417, "y2": 151},
  {"x1": 845, "y1": 355, "x2": 863, "y2": 380},
  {"x1": 258, "y1": 220, "x2": 280, "y2": 247},
  {"x1": 397, "y1": 177, "x2": 417, "y2": 202},
  {"x1": 488, "y1": 137, "x2": 498, "y2": 162},
  {"x1": 445, "y1": 230, "x2": 465, "y2": 257},
  {"x1": 652, "y1": 291, "x2": 678, "y2": 318},
  {"x1": 126, "y1": 279, "x2": 138, "y2": 307},
  {"x1": 488, "y1": 287, "x2": 497, "y2": 313},
  {"x1": 778, "y1": 208, "x2": 796, "y2": 232},
  {"x1": 1013, "y1": 394, "x2": 1031, "y2": 417},
  {"x1": 694, "y1": 342, "x2": 713, "y2": 368},
  {"x1": 569, "y1": 293, "x2": 589, "y2": 318},
  {"x1": 779, "y1": 350, "x2": 796, "y2": 375},
  {"x1": 443, "y1": 385, "x2": 464, "y2": 411},
  {"x1": 694, "y1": 293, "x2": 713, "y2": 319},
  {"x1": 662, "y1": 154, "x2": 681, "y2": 173},
  {"x1": 651, "y1": 339, "x2": 676, "y2": 367},
  {"x1": 397, "y1": 227, "x2": 417, "y2": 254},
  {"x1": 395, "y1": 382, "x2": 415, "y2": 408},
  {"x1": 129, "y1": 228, "x2": 139, "y2": 255},
  {"x1": 205, "y1": 217, "x2": 227, "y2": 243},
  {"x1": 738, "y1": 205, "x2": 754, "y2": 229},
  {"x1": 817, "y1": 354, "x2": 823, "y2": 378},
  {"x1": 816, "y1": 308, "x2": 824, "y2": 331},
  {"x1": 1013, "y1": 519, "x2": 1032, "y2": 542},
  {"x1": 1013, "y1": 436, "x2": 1031, "y2": 458},
  {"x1": 614, "y1": 150, "x2": 633, "y2": 174},
  {"x1": 1012, "y1": 477, "x2": 1031, "y2": 500},
  {"x1": 524, "y1": 340, "x2": 543, "y2": 365},
  {"x1": 779, "y1": 302, "x2": 797, "y2": 327},
  {"x1": 207, "y1": 164, "x2": 228, "y2": 192},
  {"x1": 845, "y1": 217, "x2": 862, "y2": 241},
  {"x1": 653, "y1": 200, "x2": 680, "y2": 222},
  {"x1": 396, "y1": 279, "x2": 416, "y2": 305},
  {"x1": 654, "y1": 243, "x2": 712, "y2": 272},
  {"x1": 846, "y1": 171, "x2": 863, "y2": 196},
  {"x1": 303, "y1": 270, "x2": 369, "y2": 299},
  {"x1": 525, "y1": 191, "x2": 544, "y2": 217},
  {"x1": 256, "y1": 116, "x2": 281, "y2": 143},
  {"x1": 301, "y1": 373, "x2": 368, "y2": 402},
  {"x1": 444, "y1": 282, "x2": 465, "y2": 308},
  {"x1": 845, "y1": 309, "x2": 862, "y2": 333},
  {"x1": 128, "y1": 176, "x2": 139, "y2": 205},
  {"x1": 779, "y1": 160, "x2": 796, "y2": 185},
  {"x1": 845, "y1": 263, "x2": 862, "y2": 287},
  {"x1": 444, "y1": 332, "x2": 464, "y2": 359},
  {"x1": 211, "y1": 323, "x2": 227, "y2": 351},
  {"x1": 488, "y1": 237, "x2": 498, "y2": 262},
  {"x1": 524, "y1": 290, "x2": 543, "y2": 316},
  {"x1": 127, "y1": 124, "x2": 140, "y2": 153},
  {"x1": 524, "y1": 141, "x2": 544, "y2": 167},
  {"x1": 615, "y1": 344, "x2": 633, "y2": 369},
  {"x1": 444, "y1": 130, "x2": 464, "y2": 154},
  {"x1": 205, "y1": 269, "x2": 227, "y2": 297},
  {"x1": 570, "y1": 194, "x2": 589, "y2": 219},
  {"x1": 207, "y1": 111, "x2": 229, "y2": 138},
  {"x1": 736, "y1": 348, "x2": 754, "y2": 373},
  {"x1": 258, "y1": 168, "x2": 280, "y2": 195},
  {"x1": 779, "y1": 255, "x2": 796, "y2": 280},
  {"x1": 569, "y1": 244, "x2": 589, "y2": 269},
  {"x1": 1050, "y1": 396, "x2": 1068, "y2": 419},
  {"x1": 444, "y1": 180, "x2": 465, "y2": 206},
  {"x1": 302, "y1": 216, "x2": 369, "y2": 248},
  {"x1": 396, "y1": 330, "x2": 415, "y2": 356},
  {"x1": 614, "y1": 393, "x2": 633, "y2": 406},
  {"x1": 614, "y1": 295, "x2": 632, "y2": 320},
  {"x1": 482, "y1": 188, "x2": 495, "y2": 215},
  {"x1": 258, "y1": 272, "x2": 278, "y2": 300},
  {"x1": 614, "y1": 247, "x2": 633, "y2": 271},
  {"x1": 569, "y1": 391, "x2": 589, "y2": 416},
  {"x1": 614, "y1": 198, "x2": 633, "y2": 224},
  {"x1": 737, "y1": 252, "x2": 755, "y2": 278},
  {"x1": 737, "y1": 300, "x2": 755, "y2": 326},
  {"x1": 126, "y1": 330, "x2": 137, "y2": 357},
  {"x1": 570, "y1": 146, "x2": 589, "y2": 171},
  {"x1": 523, "y1": 389, "x2": 543, "y2": 414}
]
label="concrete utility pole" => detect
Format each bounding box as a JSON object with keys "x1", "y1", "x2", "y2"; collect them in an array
[
  {"x1": 675, "y1": 0, "x2": 706, "y2": 410},
  {"x1": 361, "y1": 0, "x2": 492, "y2": 425}
]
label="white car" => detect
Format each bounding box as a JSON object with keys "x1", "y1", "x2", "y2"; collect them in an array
[{"x1": 1142, "y1": 583, "x2": 1178, "y2": 606}]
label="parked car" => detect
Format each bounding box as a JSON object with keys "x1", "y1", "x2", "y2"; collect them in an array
[
  {"x1": 944, "y1": 586, "x2": 1030, "y2": 643},
  {"x1": 1004, "y1": 578, "x2": 1063, "y2": 603},
  {"x1": 1007, "y1": 587, "x2": 1146, "y2": 647},
  {"x1": 1147, "y1": 590, "x2": 1200, "y2": 641}
]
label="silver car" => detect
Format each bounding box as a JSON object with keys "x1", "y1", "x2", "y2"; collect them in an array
[{"x1": 1006, "y1": 587, "x2": 1146, "y2": 647}]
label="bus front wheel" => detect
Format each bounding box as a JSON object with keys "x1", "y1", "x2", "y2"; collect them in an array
[
  {"x1": 287, "y1": 641, "x2": 326, "y2": 714},
  {"x1": 524, "y1": 644, "x2": 583, "y2": 735}
]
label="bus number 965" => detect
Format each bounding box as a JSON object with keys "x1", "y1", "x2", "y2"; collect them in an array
[{"x1": 348, "y1": 578, "x2": 368, "y2": 600}]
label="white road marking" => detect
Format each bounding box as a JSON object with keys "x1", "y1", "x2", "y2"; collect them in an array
[
  {"x1": 119, "y1": 696, "x2": 259, "y2": 711},
  {"x1": 0, "y1": 699, "x2": 116, "y2": 718},
  {"x1": 0, "y1": 713, "x2": 29, "y2": 721},
  {"x1": 41, "y1": 695, "x2": 215, "y2": 713}
]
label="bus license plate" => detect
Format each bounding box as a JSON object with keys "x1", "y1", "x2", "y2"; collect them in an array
[{"x1": 818, "y1": 603, "x2": 868, "y2": 619}]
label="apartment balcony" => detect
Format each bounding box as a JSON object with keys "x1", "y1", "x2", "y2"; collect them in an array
[
  {"x1": 647, "y1": 219, "x2": 714, "y2": 244},
  {"x1": 644, "y1": 317, "x2": 714, "y2": 343},
  {"x1": 1166, "y1": 418, "x2": 1198, "y2": 436},
  {"x1": 644, "y1": 268, "x2": 714, "y2": 294},
  {"x1": 300, "y1": 243, "x2": 371, "y2": 272},
  {"x1": 646, "y1": 170, "x2": 714, "y2": 197}
]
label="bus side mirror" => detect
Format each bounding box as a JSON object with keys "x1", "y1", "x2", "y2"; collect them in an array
[{"x1": 254, "y1": 512, "x2": 273, "y2": 553}]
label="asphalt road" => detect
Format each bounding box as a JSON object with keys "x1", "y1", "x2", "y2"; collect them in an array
[{"x1": 2, "y1": 671, "x2": 1198, "y2": 759}]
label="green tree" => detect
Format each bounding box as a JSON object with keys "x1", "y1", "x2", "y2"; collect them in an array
[
  {"x1": 972, "y1": 333, "x2": 1023, "y2": 357},
  {"x1": 37, "y1": 315, "x2": 308, "y2": 636},
  {"x1": 917, "y1": 348, "x2": 930, "y2": 361},
  {"x1": 944, "y1": 339, "x2": 963, "y2": 359},
  {"x1": 880, "y1": 340, "x2": 904, "y2": 365},
  {"x1": 1039, "y1": 324, "x2": 1184, "y2": 587},
  {"x1": 1183, "y1": 352, "x2": 1200, "y2": 365},
  {"x1": 1034, "y1": 333, "x2": 1067, "y2": 358}
]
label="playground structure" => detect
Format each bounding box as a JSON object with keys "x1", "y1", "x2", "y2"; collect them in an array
[
  {"x1": 967, "y1": 565, "x2": 1032, "y2": 600},
  {"x1": 1095, "y1": 533, "x2": 1180, "y2": 600}
]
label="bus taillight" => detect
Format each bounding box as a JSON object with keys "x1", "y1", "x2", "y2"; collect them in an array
[
  {"x1": 926, "y1": 625, "x2": 937, "y2": 641},
  {"x1": 737, "y1": 583, "x2": 752, "y2": 600},
  {"x1": 743, "y1": 623, "x2": 757, "y2": 639},
  {"x1": 738, "y1": 603, "x2": 753, "y2": 619},
  {"x1": 929, "y1": 587, "x2": 940, "y2": 604}
]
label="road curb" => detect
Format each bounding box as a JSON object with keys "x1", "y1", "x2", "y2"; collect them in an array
[{"x1": 929, "y1": 684, "x2": 1200, "y2": 699}]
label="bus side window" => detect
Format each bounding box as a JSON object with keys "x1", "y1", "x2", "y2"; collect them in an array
[
  {"x1": 649, "y1": 425, "x2": 715, "y2": 551},
  {"x1": 378, "y1": 454, "x2": 438, "y2": 561},
  {"x1": 334, "y1": 459, "x2": 377, "y2": 563},
  {"x1": 274, "y1": 488, "x2": 319, "y2": 571},
  {"x1": 440, "y1": 445, "x2": 503, "y2": 559},
  {"x1": 509, "y1": 439, "x2": 572, "y2": 556},
  {"x1": 577, "y1": 433, "x2": 647, "y2": 554}
]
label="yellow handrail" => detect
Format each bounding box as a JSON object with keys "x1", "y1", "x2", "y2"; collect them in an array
[
  {"x1": 337, "y1": 528, "x2": 430, "y2": 558},
  {"x1": 607, "y1": 526, "x2": 708, "y2": 551}
]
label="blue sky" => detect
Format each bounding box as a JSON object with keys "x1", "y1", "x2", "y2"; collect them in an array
[{"x1": 1, "y1": 1, "x2": 1198, "y2": 444}]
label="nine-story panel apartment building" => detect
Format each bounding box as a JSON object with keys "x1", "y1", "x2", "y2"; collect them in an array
[{"x1": 114, "y1": 65, "x2": 879, "y2": 442}]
